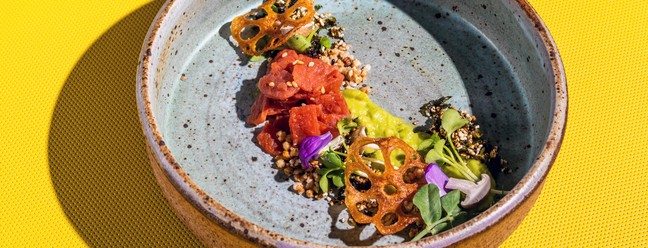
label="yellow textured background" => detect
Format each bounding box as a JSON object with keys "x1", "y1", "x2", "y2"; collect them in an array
[{"x1": 1, "y1": 0, "x2": 646, "y2": 247}]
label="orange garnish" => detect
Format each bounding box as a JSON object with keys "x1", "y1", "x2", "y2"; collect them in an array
[
  {"x1": 345, "y1": 137, "x2": 426, "y2": 235},
  {"x1": 230, "y1": 0, "x2": 315, "y2": 56}
]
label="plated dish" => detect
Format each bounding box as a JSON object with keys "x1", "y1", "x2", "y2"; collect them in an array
[
  {"x1": 230, "y1": 0, "x2": 512, "y2": 241},
  {"x1": 137, "y1": 0, "x2": 567, "y2": 246}
]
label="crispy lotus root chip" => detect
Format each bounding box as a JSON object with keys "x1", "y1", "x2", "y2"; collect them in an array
[
  {"x1": 230, "y1": 0, "x2": 315, "y2": 56},
  {"x1": 344, "y1": 137, "x2": 427, "y2": 235}
]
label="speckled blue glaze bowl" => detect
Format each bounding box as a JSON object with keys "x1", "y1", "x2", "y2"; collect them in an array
[{"x1": 137, "y1": 0, "x2": 567, "y2": 247}]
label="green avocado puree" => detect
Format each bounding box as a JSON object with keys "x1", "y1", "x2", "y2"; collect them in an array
[{"x1": 342, "y1": 89, "x2": 429, "y2": 149}]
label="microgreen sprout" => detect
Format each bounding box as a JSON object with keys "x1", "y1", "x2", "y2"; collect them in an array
[
  {"x1": 337, "y1": 117, "x2": 358, "y2": 150},
  {"x1": 320, "y1": 36, "x2": 331, "y2": 49},
  {"x1": 305, "y1": 28, "x2": 317, "y2": 43},
  {"x1": 317, "y1": 118, "x2": 395, "y2": 193},
  {"x1": 286, "y1": 34, "x2": 311, "y2": 53},
  {"x1": 411, "y1": 184, "x2": 465, "y2": 241},
  {"x1": 317, "y1": 146, "x2": 388, "y2": 193},
  {"x1": 318, "y1": 150, "x2": 345, "y2": 192},
  {"x1": 285, "y1": 28, "x2": 320, "y2": 53},
  {"x1": 249, "y1": 55, "x2": 266, "y2": 62},
  {"x1": 422, "y1": 109, "x2": 479, "y2": 183},
  {"x1": 336, "y1": 117, "x2": 358, "y2": 136}
]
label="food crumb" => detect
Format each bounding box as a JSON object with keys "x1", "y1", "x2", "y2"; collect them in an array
[
  {"x1": 329, "y1": 26, "x2": 345, "y2": 38},
  {"x1": 320, "y1": 40, "x2": 371, "y2": 89},
  {"x1": 293, "y1": 183, "x2": 305, "y2": 194}
]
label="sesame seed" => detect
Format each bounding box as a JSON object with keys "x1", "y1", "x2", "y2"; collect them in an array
[
  {"x1": 282, "y1": 52, "x2": 288, "y2": 58},
  {"x1": 293, "y1": 60, "x2": 305, "y2": 65},
  {"x1": 321, "y1": 87, "x2": 325, "y2": 94},
  {"x1": 308, "y1": 61, "x2": 315, "y2": 67},
  {"x1": 286, "y1": 81, "x2": 292, "y2": 87},
  {"x1": 268, "y1": 82, "x2": 275, "y2": 87},
  {"x1": 292, "y1": 81, "x2": 299, "y2": 87}
]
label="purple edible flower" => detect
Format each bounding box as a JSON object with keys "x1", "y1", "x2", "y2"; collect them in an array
[
  {"x1": 425, "y1": 163, "x2": 449, "y2": 196},
  {"x1": 299, "y1": 132, "x2": 332, "y2": 168}
]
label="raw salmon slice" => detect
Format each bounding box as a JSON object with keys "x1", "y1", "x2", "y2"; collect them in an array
[
  {"x1": 258, "y1": 69, "x2": 299, "y2": 100},
  {"x1": 289, "y1": 104, "x2": 323, "y2": 145}
]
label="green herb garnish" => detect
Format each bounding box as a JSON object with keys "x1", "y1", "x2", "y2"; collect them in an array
[
  {"x1": 286, "y1": 28, "x2": 319, "y2": 53},
  {"x1": 249, "y1": 55, "x2": 266, "y2": 62},
  {"x1": 320, "y1": 36, "x2": 332, "y2": 49},
  {"x1": 417, "y1": 133, "x2": 440, "y2": 155},
  {"x1": 422, "y1": 109, "x2": 479, "y2": 182},
  {"x1": 286, "y1": 34, "x2": 311, "y2": 53},
  {"x1": 318, "y1": 151, "x2": 346, "y2": 192},
  {"x1": 336, "y1": 117, "x2": 358, "y2": 136},
  {"x1": 411, "y1": 185, "x2": 464, "y2": 241}
]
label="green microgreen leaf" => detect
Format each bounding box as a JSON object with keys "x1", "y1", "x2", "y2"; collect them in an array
[
  {"x1": 320, "y1": 151, "x2": 343, "y2": 169},
  {"x1": 319, "y1": 175, "x2": 329, "y2": 192},
  {"x1": 441, "y1": 190, "x2": 461, "y2": 215},
  {"x1": 286, "y1": 34, "x2": 311, "y2": 52},
  {"x1": 319, "y1": 167, "x2": 342, "y2": 192},
  {"x1": 433, "y1": 139, "x2": 446, "y2": 154},
  {"x1": 417, "y1": 139, "x2": 434, "y2": 153},
  {"x1": 413, "y1": 184, "x2": 442, "y2": 226},
  {"x1": 417, "y1": 134, "x2": 441, "y2": 154},
  {"x1": 249, "y1": 55, "x2": 265, "y2": 62},
  {"x1": 336, "y1": 117, "x2": 358, "y2": 136},
  {"x1": 314, "y1": 4, "x2": 323, "y2": 11},
  {"x1": 320, "y1": 36, "x2": 331, "y2": 49},
  {"x1": 331, "y1": 170, "x2": 344, "y2": 188},
  {"x1": 318, "y1": 167, "x2": 337, "y2": 176},
  {"x1": 306, "y1": 28, "x2": 317, "y2": 43},
  {"x1": 318, "y1": 152, "x2": 346, "y2": 192},
  {"x1": 425, "y1": 139, "x2": 447, "y2": 165},
  {"x1": 441, "y1": 109, "x2": 469, "y2": 136}
]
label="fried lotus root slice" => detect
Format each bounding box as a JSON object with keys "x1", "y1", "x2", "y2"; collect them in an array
[
  {"x1": 344, "y1": 137, "x2": 427, "y2": 235},
  {"x1": 230, "y1": 0, "x2": 315, "y2": 56}
]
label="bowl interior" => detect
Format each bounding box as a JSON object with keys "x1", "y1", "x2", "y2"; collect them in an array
[{"x1": 145, "y1": 0, "x2": 556, "y2": 246}]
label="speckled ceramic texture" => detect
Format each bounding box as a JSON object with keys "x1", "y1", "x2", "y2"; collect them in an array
[{"x1": 137, "y1": 0, "x2": 566, "y2": 247}]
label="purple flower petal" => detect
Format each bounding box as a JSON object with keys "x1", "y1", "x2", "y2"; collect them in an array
[
  {"x1": 425, "y1": 163, "x2": 449, "y2": 196},
  {"x1": 299, "y1": 132, "x2": 332, "y2": 168}
]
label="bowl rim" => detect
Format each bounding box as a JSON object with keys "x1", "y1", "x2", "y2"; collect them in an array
[{"x1": 136, "y1": 0, "x2": 567, "y2": 247}]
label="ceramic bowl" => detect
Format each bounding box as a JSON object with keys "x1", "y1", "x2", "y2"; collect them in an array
[{"x1": 136, "y1": 0, "x2": 566, "y2": 246}]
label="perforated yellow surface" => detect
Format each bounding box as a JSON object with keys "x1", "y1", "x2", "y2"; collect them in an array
[{"x1": 1, "y1": 0, "x2": 646, "y2": 247}]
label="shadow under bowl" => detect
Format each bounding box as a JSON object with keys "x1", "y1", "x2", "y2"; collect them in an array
[{"x1": 136, "y1": 0, "x2": 567, "y2": 247}]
